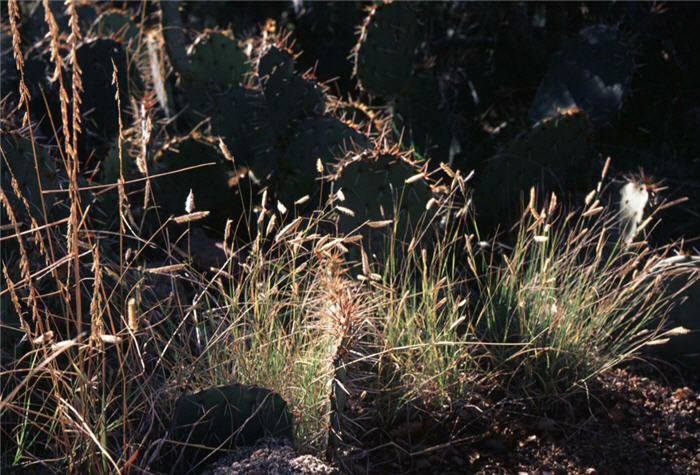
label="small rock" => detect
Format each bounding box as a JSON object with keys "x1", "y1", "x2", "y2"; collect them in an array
[
  {"x1": 200, "y1": 438, "x2": 337, "y2": 475},
  {"x1": 672, "y1": 386, "x2": 694, "y2": 401}
]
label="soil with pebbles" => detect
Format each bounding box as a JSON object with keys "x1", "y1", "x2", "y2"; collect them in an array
[
  {"x1": 337, "y1": 359, "x2": 699, "y2": 474},
  {"x1": 458, "y1": 361, "x2": 699, "y2": 475},
  {"x1": 200, "y1": 438, "x2": 338, "y2": 475},
  {"x1": 202, "y1": 360, "x2": 698, "y2": 474}
]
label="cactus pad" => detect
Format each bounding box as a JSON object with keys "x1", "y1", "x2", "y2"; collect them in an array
[
  {"x1": 330, "y1": 150, "x2": 434, "y2": 252},
  {"x1": 475, "y1": 110, "x2": 592, "y2": 227},
  {"x1": 258, "y1": 45, "x2": 296, "y2": 80},
  {"x1": 1, "y1": 134, "x2": 59, "y2": 221},
  {"x1": 172, "y1": 383, "x2": 293, "y2": 469},
  {"x1": 293, "y1": 2, "x2": 361, "y2": 90},
  {"x1": 90, "y1": 10, "x2": 139, "y2": 48},
  {"x1": 529, "y1": 25, "x2": 634, "y2": 124},
  {"x1": 392, "y1": 72, "x2": 451, "y2": 160},
  {"x1": 152, "y1": 137, "x2": 233, "y2": 226},
  {"x1": 264, "y1": 71, "x2": 326, "y2": 135},
  {"x1": 184, "y1": 31, "x2": 251, "y2": 109},
  {"x1": 353, "y1": 2, "x2": 420, "y2": 97},
  {"x1": 209, "y1": 88, "x2": 276, "y2": 181},
  {"x1": 279, "y1": 116, "x2": 369, "y2": 205},
  {"x1": 75, "y1": 39, "x2": 128, "y2": 154}
]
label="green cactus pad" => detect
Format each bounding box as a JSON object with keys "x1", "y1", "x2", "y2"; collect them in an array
[
  {"x1": 284, "y1": 117, "x2": 369, "y2": 170},
  {"x1": 209, "y1": 88, "x2": 276, "y2": 181},
  {"x1": 90, "y1": 10, "x2": 139, "y2": 48},
  {"x1": 354, "y1": 2, "x2": 420, "y2": 97},
  {"x1": 152, "y1": 137, "x2": 233, "y2": 226},
  {"x1": 475, "y1": 110, "x2": 592, "y2": 228},
  {"x1": 94, "y1": 144, "x2": 142, "y2": 228},
  {"x1": 529, "y1": 24, "x2": 634, "y2": 125},
  {"x1": 331, "y1": 150, "x2": 434, "y2": 252},
  {"x1": 75, "y1": 39, "x2": 128, "y2": 150},
  {"x1": 280, "y1": 116, "x2": 369, "y2": 205},
  {"x1": 184, "y1": 31, "x2": 251, "y2": 110},
  {"x1": 293, "y1": 2, "x2": 361, "y2": 90},
  {"x1": 1, "y1": 135, "x2": 59, "y2": 222},
  {"x1": 257, "y1": 41, "x2": 327, "y2": 138},
  {"x1": 654, "y1": 270, "x2": 700, "y2": 367},
  {"x1": 667, "y1": 276, "x2": 700, "y2": 332},
  {"x1": 1, "y1": 28, "x2": 17, "y2": 92},
  {"x1": 22, "y1": 1, "x2": 97, "y2": 45},
  {"x1": 392, "y1": 72, "x2": 451, "y2": 160},
  {"x1": 263, "y1": 69, "x2": 326, "y2": 136},
  {"x1": 258, "y1": 46, "x2": 296, "y2": 80},
  {"x1": 172, "y1": 383, "x2": 293, "y2": 469}
]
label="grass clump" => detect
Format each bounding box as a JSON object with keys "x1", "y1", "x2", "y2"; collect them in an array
[
  {"x1": 465, "y1": 187, "x2": 693, "y2": 399},
  {"x1": 177, "y1": 205, "x2": 376, "y2": 453}
]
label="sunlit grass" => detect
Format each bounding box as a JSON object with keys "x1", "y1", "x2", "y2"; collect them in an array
[{"x1": 2, "y1": 1, "x2": 698, "y2": 472}]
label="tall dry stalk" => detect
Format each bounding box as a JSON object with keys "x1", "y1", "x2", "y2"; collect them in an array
[
  {"x1": 5, "y1": 0, "x2": 61, "y2": 333},
  {"x1": 42, "y1": 0, "x2": 86, "y2": 331}
]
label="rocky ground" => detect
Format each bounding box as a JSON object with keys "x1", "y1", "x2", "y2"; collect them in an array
[
  {"x1": 200, "y1": 438, "x2": 338, "y2": 475},
  {"x1": 203, "y1": 359, "x2": 698, "y2": 474},
  {"x1": 456, "y1": 361, "x2": 699, "y2": 474}
]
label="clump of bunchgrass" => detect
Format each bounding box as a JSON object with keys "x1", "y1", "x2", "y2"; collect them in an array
[
  {"x1": 359, "y1": 158, "x2": 697, "y2": 415},
  {"x1": 465, "y1": 183, "x2": 698, "y2": 400},
  {"x1": 170, "y1": 195, "x2": 377, "y2": 454},
  {"x1": 2, "y1": 2, "x2": 195, "y2": 471},
  {"x1": 358, "y1": 163, "x2": 484, "y2": 409}
]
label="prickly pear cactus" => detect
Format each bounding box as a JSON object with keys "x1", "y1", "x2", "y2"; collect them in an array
[
  {"x1": 257, "y1": 45, "x2": 296, "y2": 80},
  {"x1": 172, "y1": 383, "x2": 293, "y2": 469},
  {"x1": 89, "y1": 10, "x2": 139, "y2": 49},
  {"x1": 21, "y1": 1, "x2": 97, "y2": 46},
  {"x1": 667, "y1": 269, "x2": 700, "y2": 334},
  {"x1": 352, "y1": 3, "x2": 454, "y2": 161},
  {"x1": 392, "y1": 72, "x2": 451, "y2": 159},
  {"x1": 264, "y1": 70, "x2": 326, "y2": 135},
  {"x1": 330, "y1": 149, "x2": 435, "y2": 252},
  {"x1": 209, "y1": 87, "x2": 276, "y2": 181},
  {"x1": 2, "y1": 45, "x2": 52, "y2": 125},
  {"x1": 0, "y1": 135, "x2": 61, "y2": 345},
  {"x1": 279, "y1": 116, "x2": 369, "y2": 205},
  {"x1": 353, "y1": 2, "x2": 420, "y2": 97},
  {"x1": 95, "y1": 144, "x2": 142, "y2": 228},
  {"x1": 0, "y1": 134, "x2": 60, "y2": 222},
  {"x1": 258, "y1": 41, "x2": 327, "y2": 136},
  {"x1": 529, "y1": 24, "x2": 634, "y2": 124},
  {"x1": 284, "y1": 117, "x2": 369, "y2": 171},
  {"x1": 182, "y1": 31, "x2": 251, "y2": 110},
  {"x1": 152, "y1": 137, "x2": 234, "y2": 227},
  {"x1": 650, "y1": 256, "x2": 700, "y2": 368},
  {"x1": 475, "y1": 110, "x2": 592, "y2": 228},
  {"x1": 292, "y1": 2, "x2": 361, "y2": 90},
  {"x1": 1, "y1": 28, "x2": 17, "y2": 95}
]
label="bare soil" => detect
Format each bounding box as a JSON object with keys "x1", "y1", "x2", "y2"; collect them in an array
[
  {"x1": 204, "y1": 359, "x2": 698, "y2": 474},
  {"x1": 331, "y1": 360, "x2": 699, "y2": 474}
]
